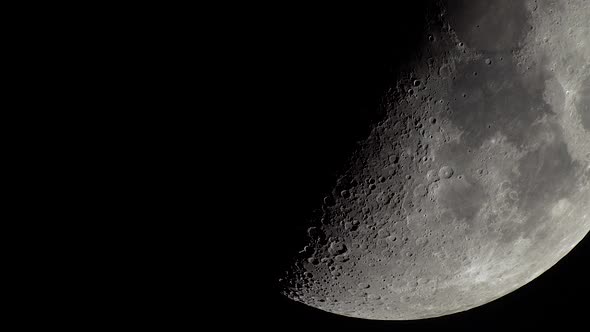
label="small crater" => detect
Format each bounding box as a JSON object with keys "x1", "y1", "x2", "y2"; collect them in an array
[
  {"x1": 439, "y1": 166, "x2": 454, "y2": 179},
  {"x1": 387, "y1": 235, "x2": 398, "y2": 243},
  {"x1": 358, "y1": 282, "x2": 370, "y2": 289}
]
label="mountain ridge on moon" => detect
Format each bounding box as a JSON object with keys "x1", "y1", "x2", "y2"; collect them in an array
[{"x1": 279, "y1": 0, "x2": 590, "y2": 320}]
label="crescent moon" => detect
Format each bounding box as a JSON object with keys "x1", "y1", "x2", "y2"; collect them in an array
[{"x1": 280, "y1": 0, "x2": 590, "y2": 320}]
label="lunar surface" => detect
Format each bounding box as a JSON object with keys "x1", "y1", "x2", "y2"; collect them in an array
[{"x1": 280, "y1": 0, "x2": 590, "y2": 320}]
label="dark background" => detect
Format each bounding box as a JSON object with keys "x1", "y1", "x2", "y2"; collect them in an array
[{"x1": 239, "y1": 2, "x2": 589, "y2": 330}]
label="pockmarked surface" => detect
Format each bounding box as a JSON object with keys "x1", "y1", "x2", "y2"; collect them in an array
[{"x1": 280, "y1": 0, "x2": 590, "y2": 320}]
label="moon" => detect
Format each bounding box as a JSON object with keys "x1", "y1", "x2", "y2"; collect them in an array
[{"x1": 280, "y1": 0, "x2": 590, "y2": 320}]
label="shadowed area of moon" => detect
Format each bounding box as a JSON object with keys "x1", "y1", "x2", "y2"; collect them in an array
[{"x1": 279, "y1": 0, "x2": 590, "y2": 320}]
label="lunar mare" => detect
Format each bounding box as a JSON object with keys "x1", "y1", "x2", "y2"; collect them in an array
[{"x1": 280, "y1": 0, "x2": 590, "y2": 320}]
